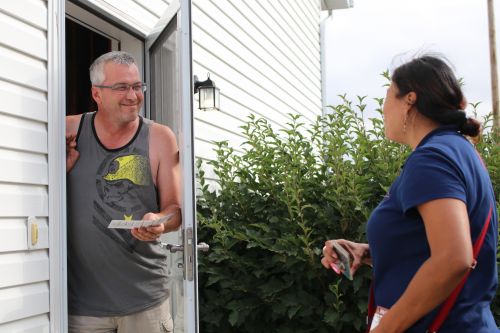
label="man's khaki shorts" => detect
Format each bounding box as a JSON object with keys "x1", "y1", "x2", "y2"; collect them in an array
[{"x1": 69, "y1": 298, "x2": 174, "y2": 333}]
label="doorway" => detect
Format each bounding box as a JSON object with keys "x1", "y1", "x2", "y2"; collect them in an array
[
  {"x1": 63, "y1": 1, "x2": 197, "y2": 331},
  {"x1": 65, "y1": 0, "x2": 144, "y2": 117},
  {"x1": 65, "y1": 17, "x2": 112, "y2": 116}
]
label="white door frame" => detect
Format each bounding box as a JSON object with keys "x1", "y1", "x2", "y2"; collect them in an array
[
  {"x1": 48, "y1": 0, "x2": 68, "y2": 332},
  {"x1": 49, "y1": 0, "x2": 197, "y2": 331},
  {"x1": 178, "y1": 1, "x2": 199, "y2": 331}
]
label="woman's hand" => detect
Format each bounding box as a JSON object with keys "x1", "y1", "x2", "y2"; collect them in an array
[{"x1": 321, "y1": 239, "x2": 371, "y2": 276}]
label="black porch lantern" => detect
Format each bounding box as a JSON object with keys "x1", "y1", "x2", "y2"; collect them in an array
[{"x1": 194, "y1": 73, "x2": 220, "y2": 111}]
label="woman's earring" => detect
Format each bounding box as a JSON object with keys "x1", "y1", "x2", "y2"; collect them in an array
[{"x1": 403, "y1": 113, "x2": 407, "y2": 134}]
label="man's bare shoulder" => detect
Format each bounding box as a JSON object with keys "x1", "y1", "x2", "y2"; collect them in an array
[
  {"x1": 150, "y1": 122, "x2": 177, "y2": 146},
  {"x1": 66, "y1": 114, "x2": 83, "y2": 136}
]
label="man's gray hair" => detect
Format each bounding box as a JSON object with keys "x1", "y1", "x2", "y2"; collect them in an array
[{"x1": 89, "y1": 51, "x2": 137, "y2": 85}]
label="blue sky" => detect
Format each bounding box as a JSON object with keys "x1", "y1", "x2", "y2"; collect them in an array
[{"x1": 323, "y1": 0, "x2": 499, "y2": 122}]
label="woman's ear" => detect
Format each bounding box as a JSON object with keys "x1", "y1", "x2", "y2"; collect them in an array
[{"x1": 406, "y1": 91, "x2": 417, "y2": 106}]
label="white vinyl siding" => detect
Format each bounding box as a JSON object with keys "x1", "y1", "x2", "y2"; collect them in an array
[
  {"x1": 0, "y1": 0, "x2": 322, "y2": 331},
  {"x1": 192, "y1": 0, "x2": 321, "y2": 182},
  {"x1": 76, "y1": 0, "x2": 321, "y2": 184},
  {"x1": 0, "y1": 0, "x2": 50, "y2": 331},
  {"x1": 0, "y1": 314, "x2": 49, "y2": 333}
]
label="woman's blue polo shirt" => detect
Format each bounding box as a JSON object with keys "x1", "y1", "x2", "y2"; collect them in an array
[{"x1": 366, "y1": 126, "x2": 499, "y2": 332}]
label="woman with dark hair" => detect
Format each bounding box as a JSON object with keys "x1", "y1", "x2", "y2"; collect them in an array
[{"x1": 321, "y1": 55, "x2": 499, "y2": 332}]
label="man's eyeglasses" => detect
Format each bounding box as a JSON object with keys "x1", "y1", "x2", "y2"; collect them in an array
[{"x1": 94, "y1": 82, "x2": 147, "y2": 94}]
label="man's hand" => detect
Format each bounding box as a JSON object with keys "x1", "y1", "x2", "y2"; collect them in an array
[
  {"x1": 131, "y1": 212, "x2": 166, "y2": 242},
  {"x1": 66, "y1": 133, "x2": 80, "y2": 172}
]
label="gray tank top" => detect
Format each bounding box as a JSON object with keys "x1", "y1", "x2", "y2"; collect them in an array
[{"x1": 67, "y1": 112, "x2": 168, "y2": 316}]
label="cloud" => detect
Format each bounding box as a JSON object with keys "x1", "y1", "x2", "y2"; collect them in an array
[{"x1": 324, "y1": 0, "x2": 496, "y2": 120}]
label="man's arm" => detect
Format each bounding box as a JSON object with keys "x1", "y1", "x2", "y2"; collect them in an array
[{"x1": 132, "y1": 123, "x2": 182, "y2": 241}]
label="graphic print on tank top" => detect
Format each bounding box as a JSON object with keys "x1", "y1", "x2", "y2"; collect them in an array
[{"x1": 93, "y1": 146, "x2": 154, "y2": 252}]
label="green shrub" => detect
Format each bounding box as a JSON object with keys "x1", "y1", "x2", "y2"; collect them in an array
[
  {"x1": 475, "y1": 111, "x2": 500, "y2": 318},
  {"x1": 196, "y1": 96, "x2": 499, "y2": 332}
]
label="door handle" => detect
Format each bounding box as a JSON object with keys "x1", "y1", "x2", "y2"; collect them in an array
[
  {"x1": 162, "y1": 228, "x2": 209, "y2": 281},
  {"x1": 162, "y1": 243, "x2": 184, "y2": 253},
  {"x1": 161, "y1": 242, "x2": 210, "y2": 253},
  {"x1": 197, "y1": 242, "x2": 210, "y2": 252}
]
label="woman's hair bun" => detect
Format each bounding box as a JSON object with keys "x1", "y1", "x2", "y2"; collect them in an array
[{"x1": 459, "y1": 117, "x2": 481, "y2": 137}]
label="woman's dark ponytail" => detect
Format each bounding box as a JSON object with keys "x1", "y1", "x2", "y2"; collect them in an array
[{"x1": 460, "y1": 117, "x2": 481, "y2": 137}]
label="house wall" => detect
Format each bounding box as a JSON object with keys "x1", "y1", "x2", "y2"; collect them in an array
[
  {"x1": 0, "y1": 0, "x2": 51, "y2": 331},
  {"x1": 192, "y1": 0, "x2": 322, "y2": 182},
  {"x1": 0, "y1": 1, "x2": 321, "y2": 330},
  {"x1": 81, "y1": 0, "x2": 322, "y2": 183}
]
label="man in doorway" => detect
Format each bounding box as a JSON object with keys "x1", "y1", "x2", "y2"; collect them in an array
[{"x1": 66, "y1": 51, "x2": 181, "y2": 333}]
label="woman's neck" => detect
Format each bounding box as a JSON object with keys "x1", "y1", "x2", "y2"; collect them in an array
[{"x1": 405, "y1": 114, "x2": 439, "y2": 150}]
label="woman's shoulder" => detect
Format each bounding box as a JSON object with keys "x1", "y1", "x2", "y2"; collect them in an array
[{"x1": 413, "y1": 131, "x2": 474, "y2": 163}]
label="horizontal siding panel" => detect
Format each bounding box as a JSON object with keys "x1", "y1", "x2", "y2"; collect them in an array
[
  {"x1": 0, "y1": 218, "x2": 48, "y2": 252},
  {"x1": 229, "y1": 0, "x2": 320, "y2": 88},
  {"x1": 195, "y1": 106, "x2": 247, "y2": 137},
  {"x1": 195, "y1": 92, "x2": 286, "y2": 157},
  {"x1": 195, "y1": 1, "x2": 320, "y2": 100},
  {"x1": 192, "y1": 8, "x2": 320, "y2": 115},
  {"x1": 0, "y1": 282, "x2": 49, "y2": 325},
  {"x1": 194, "y1": 137, "x2": 244, "y2": 162},
  {"x1": 204, "y1": 93, "x2": 262, "y2": 128},
  {"x1": 194, "y1": 138, "x2": 220, "y2": 162},
  {"x1": 0, "y1": 0, "x2": 47, "y2": 30},
  {"x1": 234, "y1": 0, "x2": 317, "y2": 75},
  {"x1": 0, "y1": 114, "x2": 47, "y2": 154},
  {"x1": 255, "y1": 1, "x2": 319, "y2": 67},
  {"x1": 0, "y1": 46, "x2": 47, "y2": 92},
  {"x1": 194, "y1": 118, "x2": 246, "y2": 149},
  {"x1": 193, "y1": 10, "x2": 319, "y2": 109},
  {"x1": 193, "y1": 62, "x2": 294, "y2": 128},
  {"x1": 193, "y1": 47, "x2": 316, "y2": 126},
  {"x1": 0, "y1": 79, "x2": 47, "y2": 123},
  {"x1": 0, "y1": 149, "x2": 48, "y2": 185},
  {"x1": 276, "y1": 0, "x2": 320, "y2": 55},
  {"x1": 0, "y1": 314, "x2": 49, "y2": 333},
  {"x1": 0, "y1": 185, "x2": 48, "y2": 217},
  {"x1": 132, "y1": 0, "x2": 168, "y2": 17},
  {"x1": 0, "y1": 251, "x2": 49, "y2": 288},
  {"x1": 0, "y1": 11, "x2": 47, "y2": 61},
  {"x1": 193, "y1": 26, "x2": 319, "y2": 120},
  {"x1": 296, "y1": 0, "x2": 320, "y2": 32},
  {"x1": 212, "y1": 90, "x2": 313, "y2": 134},
  {"x1": 277, "y1": 0, "x2": 319, "y2": 47}
]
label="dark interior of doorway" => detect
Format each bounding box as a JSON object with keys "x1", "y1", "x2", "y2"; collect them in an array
[{"x1": 66, "y1": 18, "x2": 111, "y2": 116}]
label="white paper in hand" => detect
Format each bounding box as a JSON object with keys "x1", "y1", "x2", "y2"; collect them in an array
[
  {"x1": 331, "y1": 240, "x2": 353, "y2": 280},
  {"x1": 108, "y1": 213, "x2": 174, "y2": 229}
]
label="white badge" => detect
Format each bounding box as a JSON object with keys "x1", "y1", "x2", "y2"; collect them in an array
[{"x1": 369, "y1": 306, "x2": 388, "y2": 331}]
